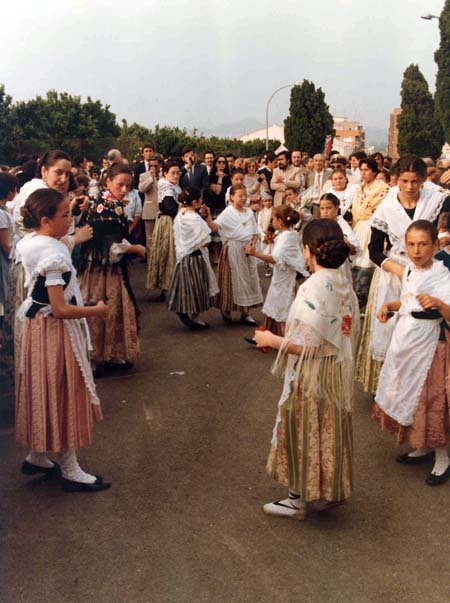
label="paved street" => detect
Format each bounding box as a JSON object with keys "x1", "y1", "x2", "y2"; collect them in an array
[{"x1": 1, "y1": 263, "x2": 449, "y2": 603}]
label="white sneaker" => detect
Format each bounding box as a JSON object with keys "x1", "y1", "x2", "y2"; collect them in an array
[{"x1": 262, "y1": 497, "x2": 306, "y2": 520}]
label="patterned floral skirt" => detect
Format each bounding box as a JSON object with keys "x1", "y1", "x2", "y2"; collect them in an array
[
  {"x1": 15, "y1": 315, "x2": 102, "y2": 452},
  {"x1": 78, "y1": 263, "x2": 139, "y2": 364},
  {"x1": 373, "y1": 337, "x2": 450, "y2": 449},
  {"x1": 267, "y1": 356, "x2": 353, "y2": 503},
  {"x1": 147, "y1": 215, "x2": 176, "y2": 291}
]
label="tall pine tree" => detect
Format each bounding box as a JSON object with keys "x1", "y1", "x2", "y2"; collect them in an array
[
  {"x1": 397, "y1": 64, "x2": 444, "y2": 158},
  {"x1": 284, "y1": 80, "x2": 334, "y2": 155},
  {"x1": 435, "y1": 0, "x2": 450, "y2": 143}
]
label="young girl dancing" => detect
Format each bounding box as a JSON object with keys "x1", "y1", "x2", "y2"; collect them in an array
[
  {"x1": 245, "y1": 205, "x2": 308, "y2": 336},
  {"x1": 373, "y1": 220, "x2": 450, "y2": 486},
  {"x1": 77, "y1": 163, "x2": 145, "y2": 376},
  {"x1": 168, "y1": 186, "x2": 219, "y2": 330},
  {"x1": 255, "y1": 219, "x2": 359, "y2": 520},
  {"x1": 319, "y1": 193, "x2": 360, "y2": 280},
  {"x1": 16, "y1": 189, "x2": 110, "y2": 492},
  {"x1": 203, "y1": 183, "x2": 263, "y2": 325}
]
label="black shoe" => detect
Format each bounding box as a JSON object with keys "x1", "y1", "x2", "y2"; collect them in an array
[
  {"x1": 93, "y1": 364, "x2": 105, "y2": 379},
  {"x1": 62, "y1": 476, "x2": 111, "y2": 492},
  {"x1": 104, "y1": 361, "x2": 133, "y2": 371},
  {"x1": 21, "y1": 460, "x2": 60, "y2": 476},
  {"x1": 158, "y1": 291, "x2": 166, "y2": 302},
  {"x1": 425, "y1": 464, "x2": 450, "y2": 486},
  {"x1": 221, "y1": 311, "x2": 232, "y2": 324},
  {"x1": 244, "y1": 336, "x2": 257, "y2": 345},
  {"x1": 177, "y1": 313, "x2": 193, "y2": 327},
  {"x1": 241, "y1": 315, "x2": 259, "y2": 327},
  {"x1": 190, "y1": 321, "x2": 210, "y2": 331},
  {"x1": 396, "y1": 451, "x2": 435, "y2": 465}
]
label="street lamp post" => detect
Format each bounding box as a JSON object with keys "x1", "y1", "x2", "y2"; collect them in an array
[{"x1": 265, "y1": 82, "x2": 299, "y2": 151}]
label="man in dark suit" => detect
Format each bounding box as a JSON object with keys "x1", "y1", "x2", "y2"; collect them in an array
[
  {"x1": 133, "y1": 142, "x2": 156, "y2": 190},
  {"x1": 180, "y1": 146, "x2": 209, "y2": 192}
]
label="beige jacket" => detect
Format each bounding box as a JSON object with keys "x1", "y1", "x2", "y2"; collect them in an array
[
  {"x1": 139, "y1": 172, "x2": 159, "y2": 220},
  {"x1": 271, "y1": 165, "x2": 303, "y2": 206}
]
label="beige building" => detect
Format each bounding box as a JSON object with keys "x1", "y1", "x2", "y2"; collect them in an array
[
  {"x1": 388, "y1": 108, "x2": 402, "y2": 160},
  {"x1": 332, "y1": 117, "x2": 365, "y2": 156}
]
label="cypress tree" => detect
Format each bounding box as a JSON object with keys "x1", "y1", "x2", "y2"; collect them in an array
[
  {"x1": 435, "y1": 0, "x2": 450, "y2": 143},
  {"x1": 397, "y1": 64, "x2": 444, "y2": 158},
  {"x1": 284, "y1": 80, "x2": 334, "y2": 155}
]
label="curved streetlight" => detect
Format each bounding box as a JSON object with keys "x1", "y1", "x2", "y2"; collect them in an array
[
  {"x1": 420, "y1": 13, "x2": 439, "y2": 20},
  {"x1": 265, "y1": 82, "x2": 299, "y2": 151}
]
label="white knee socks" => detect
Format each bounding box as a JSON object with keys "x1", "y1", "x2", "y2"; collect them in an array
[
  {"x1": 432, "y1": 447, "x2": 450, "y2": 476},
  {"x1": 59, "y1": 449, "x2": 96, "y2": 484}
]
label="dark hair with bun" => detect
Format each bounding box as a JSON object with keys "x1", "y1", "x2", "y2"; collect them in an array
[
  {"x1": 107, "y1": 163, "x2": 132, "y2": 180},
  {"x1": 396, "y1": 154, "x2": 427, "y2": 179},
  {"x1": 272, "y1": 204, "x2": 300, "y2": 227},
  {"x1": 36, "y1": 150, "x2": 71, "y2": 177},
  {"x1": 21, "y1": 188, "x2": 65, "y2": 229},
  {"x1": 178, "y1": 185, "x2": 201, "y2": 206},
  {"x1": 303, "y1": 219, "x2": 349, "y2": 269},
  {"x1": 406, "y1": 219, "x2": 438, "y2": 243}
]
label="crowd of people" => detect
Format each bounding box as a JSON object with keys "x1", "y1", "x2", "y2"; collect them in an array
[{"x1": 0, "y1": 142, "x2": 449, "y2": 518}]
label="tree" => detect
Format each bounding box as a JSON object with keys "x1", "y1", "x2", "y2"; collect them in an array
[
  {"x1": 9, "y1": 90, "x2": 120, "y2": 158},
  {"x1": 435, "y1": 0, "x2": 450, "y2": 143},
  {"x1": 397, "y1": 64, "x2": 444, "y2": 158},
  {"x1": 0, "y1": 84, "x2": 15, "y2": 163},
  {"x1": 284, "y1": 80, "x2": 334, "y2": 155}
]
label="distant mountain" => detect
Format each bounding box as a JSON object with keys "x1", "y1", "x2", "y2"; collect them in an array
[
  {"x1": 365, "y1": 126, "x2": 388, "y2": 152},
  {"x1": 201, "y1": 118, "x2": 264, "y2": 139}
]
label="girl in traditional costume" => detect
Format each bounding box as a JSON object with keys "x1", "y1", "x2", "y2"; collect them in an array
[
  {"x1": 351, "y1": 157, "x2": 389, "y2": 311},
  {"x1": 356, "y1": 155, "x2": 450, "y2": 395},
  {"x1": 204, "y1": 183, "x2": 263, "y2": 326},
  {"x1": 373, "y1": 220, "x2": 450, "y2": 486},
  {"x1": 77, "y1": 163, "x2": 145, "y2": 376},
  {"x1": 255, "y1": 219, "x2": 359, "y2": 520},
  {"x1": 16, "y1": 189, "x2": 110, "y2": 492},
  {"x1": 319, "y1": 193, "x2": 360, "y2": 281},
  {"x1": 167, "y1": 186, "x2": 219, "y2": 330},
  {"x1": 245, "y1": 205, "x2": 308, "y2": 336},
  {"x1": 147, "y1": 161, "x2": 182, "y2": 300}
]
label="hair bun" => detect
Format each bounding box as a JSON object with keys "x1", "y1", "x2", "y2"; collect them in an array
[{"x1": 315, "y1": 239, "x2": 349, "y2": 269}]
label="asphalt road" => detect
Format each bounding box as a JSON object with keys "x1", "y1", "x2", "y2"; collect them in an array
[{"x1": 1, "y1": 263, "x2": 449, "y2": 603}]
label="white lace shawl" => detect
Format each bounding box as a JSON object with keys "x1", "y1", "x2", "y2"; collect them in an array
[
  {"x1": 157, "y1": 178, "x2": 182, "y2": 205},
  {"x1": 173, "y1": 209, "x2": 211, "y2": 262},
  {"x1": 370, "y1": 186, "x2": 447, "y2": 254},
  {"x1": 214, "y1": 205, "x2": 259, "y2": 243}
]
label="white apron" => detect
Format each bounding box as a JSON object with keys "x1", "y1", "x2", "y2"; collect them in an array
[{"x1": 375, "y1": 261, "x2": 450, "y2": 425}]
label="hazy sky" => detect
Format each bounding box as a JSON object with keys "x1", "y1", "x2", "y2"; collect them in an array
[{"x1": 1, "y1": 0, "x2": 445, "y2": 134}]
